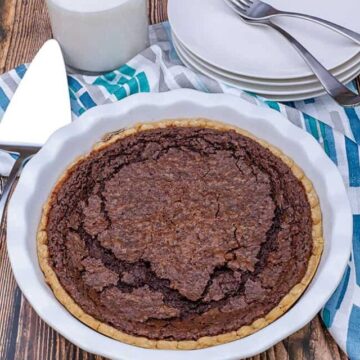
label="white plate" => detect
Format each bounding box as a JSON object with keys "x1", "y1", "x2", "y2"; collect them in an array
[
  {"x1": 173, "y1": 33, "x2": 360, "y2": 87},
  {"x1": 173, "y1": 34, "x2": 360, "y2": 93},
  {"x1": 7, "y1": 90, "x2": 352, "y2": 360},
  {"x1": 174, "y1": 41, "x2": 326, "y2": 101},
  {"x1": 173, "y1": 38, "x2": 360, "y2": 101},
  {"x1": 168, "y1": 0, "x2": 360, "y2": 80}
]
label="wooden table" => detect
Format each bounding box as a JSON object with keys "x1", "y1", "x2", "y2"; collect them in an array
[{"x1": 0, "y1": 1, "x2": 354, "y2": 359}]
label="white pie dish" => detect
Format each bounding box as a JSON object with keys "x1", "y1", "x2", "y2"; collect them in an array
[{"x1": 7, "y1": 90, "x2": 352, "y2": 360}]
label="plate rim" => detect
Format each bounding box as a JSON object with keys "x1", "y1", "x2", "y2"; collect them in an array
[
  {"x1": 173, "y1": 32, "x2": 360, "y2": 87},
  {"x1": 173, "y1": 35, "x2": 360, "y2": 94},
  {"x1": 173, "y1": 40, "x2": 360, "y2": 101}
]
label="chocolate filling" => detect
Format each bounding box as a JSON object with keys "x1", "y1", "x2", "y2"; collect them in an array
[{"x1": 46, "y1": 126, "x2": 313, "y2": 340}]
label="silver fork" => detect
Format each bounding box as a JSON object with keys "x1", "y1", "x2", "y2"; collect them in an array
[
  {"x1": 231, "y1": 0, "x2": 360, "y2": 44},
  {"x1": 225, "y1": 0, "x2": 360, "y2": 107}
]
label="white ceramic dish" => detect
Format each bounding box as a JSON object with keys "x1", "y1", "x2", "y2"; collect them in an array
[
  {"x1": 168, "y1": 0, "x2": 360, "y2": 79},
  {"x1": 173, "y1": 39, "x2": 360, "y2": 101},
  {"x1": 173, "y1": 33, "x2": 360, "y2": 87},
  {"x1": 7, "y1": 90, "x2": 352, "y2": 360},
  {"x1": 173, "y1": 35, "x2": 360, "y2": 93}
]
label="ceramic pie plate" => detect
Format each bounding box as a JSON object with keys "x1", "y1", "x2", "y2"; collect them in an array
[{"x1": 7, "y1": 90, "x2": 352, "y2": 360}]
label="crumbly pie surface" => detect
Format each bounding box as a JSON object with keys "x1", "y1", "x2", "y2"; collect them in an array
[{"x1": 37, "y1": 119, "x2": 323, "y2": 350}]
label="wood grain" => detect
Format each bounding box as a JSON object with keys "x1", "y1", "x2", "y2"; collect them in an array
[
  {"x1": 0, "y1": 0, "x2": 352, "y2": 359},
  {"x1": 0, "y1": 0, "x2": 51, "y2": 73}
]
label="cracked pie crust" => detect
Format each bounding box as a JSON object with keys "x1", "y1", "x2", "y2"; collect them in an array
[{"x1": 37, "y1": 119, "x2": 323, "y2": 350}]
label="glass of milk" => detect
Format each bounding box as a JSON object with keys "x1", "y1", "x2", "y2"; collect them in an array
[{"x1": 46, "y1": 0, "x2": 149, "y2": 73}]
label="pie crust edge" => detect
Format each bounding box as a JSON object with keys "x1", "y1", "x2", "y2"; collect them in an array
[{"x1": 37, "y1": 118, "x2": 323, "y2": 350}]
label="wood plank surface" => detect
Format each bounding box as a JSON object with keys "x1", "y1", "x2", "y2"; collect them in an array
[{"x1": 0, "y1": 0, "x2": 352, "y2": 359}]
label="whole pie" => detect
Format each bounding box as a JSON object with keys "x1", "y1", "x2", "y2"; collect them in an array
[{"x1": 37, "y1": 119, "x2": 323, "y2": 350}]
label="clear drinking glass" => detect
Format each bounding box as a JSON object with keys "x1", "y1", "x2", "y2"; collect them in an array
[{"x1": 46, "y1": 0, "x2": 149, "y2": 73}]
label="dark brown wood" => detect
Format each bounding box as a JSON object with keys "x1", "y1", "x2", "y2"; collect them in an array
[
  {"x1": 0, "y1": 0, "x2": 52, "y2": 73},
  {"x1": 148, "y1": 0, "x2": 168, "y2": 25},
  {"x1": 0, "y1": 1, "x2": 352, "y2": 359}
]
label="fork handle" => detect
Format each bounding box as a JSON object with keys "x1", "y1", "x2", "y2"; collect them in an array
[
  {"x1": 0, "y1": 151, "x2": 34, "y2": 237},
  {"x1": 267, "y1": 21, "x2": 360, "y2": 107},
  {"x1": 274, "y1": 11, "x2": 360, "y2": 45}
]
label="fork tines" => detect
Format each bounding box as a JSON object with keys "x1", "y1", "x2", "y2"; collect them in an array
[{"x1": 236, "y1": 0, "x2": 253, "y2": 7}]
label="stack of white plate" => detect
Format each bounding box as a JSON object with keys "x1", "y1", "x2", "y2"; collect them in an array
[{"x1": 168, "y1": 0, "x2": 360, "y2": 101}]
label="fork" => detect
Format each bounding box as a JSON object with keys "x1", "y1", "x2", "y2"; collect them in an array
[
  {"x1": 230, "y1": 0, "x2": 360, "y2": 44},
  {"x1": 225, "y1": 0, "x2": 360, "y2": 107}
]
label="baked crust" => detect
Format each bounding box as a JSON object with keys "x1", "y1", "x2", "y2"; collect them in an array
[{"x1": 37, "y1": 118, "x2": 323, "y2": 350}]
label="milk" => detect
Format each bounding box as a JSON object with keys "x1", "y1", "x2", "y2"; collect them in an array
[{"x1": 46, "y1": 0, "x2": 149, "y2": 73}]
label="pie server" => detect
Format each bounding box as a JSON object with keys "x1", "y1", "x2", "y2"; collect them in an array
[{"x1": 0, "y1": 40, "x2": 71, "y2": 233}]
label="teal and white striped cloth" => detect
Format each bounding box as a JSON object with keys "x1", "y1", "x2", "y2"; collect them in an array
[{"x1": 1, "y1": 22, "x2": 360, "y2": 359}]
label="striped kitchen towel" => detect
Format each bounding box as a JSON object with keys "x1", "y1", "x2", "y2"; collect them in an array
[{"x1": 1, "y1": 21, "x2": 360, "y2": 359}]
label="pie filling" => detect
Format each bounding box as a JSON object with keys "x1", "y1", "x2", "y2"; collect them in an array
[{"x1": 46, "y1": 126, "x2": 313, "y2": 341}]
